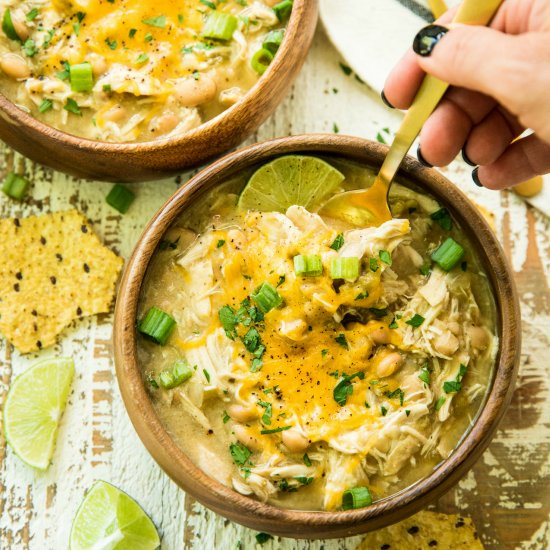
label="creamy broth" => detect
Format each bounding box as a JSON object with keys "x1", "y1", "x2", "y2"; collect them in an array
[
  {"x1": 137, "y1": 158, "x2": 497, "y2": 511},
  {"x1": 0, "y1": 0, "x2": 287, "y2": 142}
]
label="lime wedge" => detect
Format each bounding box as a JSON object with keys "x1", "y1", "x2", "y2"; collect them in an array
[
  {"x1": 238, "y1": 155, "x2": 345, "y2": 213},
  {"x1": 69, "y1": 481, "x2": 160, "y2": 550},
  {"x1": 3, "y1": 357, "x2": 74, "y2": 470}
]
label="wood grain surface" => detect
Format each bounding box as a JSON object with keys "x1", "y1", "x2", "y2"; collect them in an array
[{"x1": 0, "y1": 27, "x2": 549, "y2": 550}]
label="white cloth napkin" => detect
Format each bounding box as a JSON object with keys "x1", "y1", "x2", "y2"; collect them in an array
[{"x1": 320, "y1": 0, "x2": 550, "y2": 217}]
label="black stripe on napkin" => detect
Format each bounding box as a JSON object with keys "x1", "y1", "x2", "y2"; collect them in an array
[{"x1": 394, "y1": 0, "x2": 435, "y2": 23}]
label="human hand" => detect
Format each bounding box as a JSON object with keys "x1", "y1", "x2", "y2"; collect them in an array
[{"x1": 382, "y1": 0, "x2": 550, "y2": 190}]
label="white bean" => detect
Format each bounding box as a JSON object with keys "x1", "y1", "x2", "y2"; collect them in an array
[
  {"x1": 377, "y1": 352, "x2": 403, "y2": 378},
  {"x1": 468, "y1": 326, "x2": 489, "y2": 350},
  {"x1": 149, "y1": 113, "x2": 180, "y2": 135},
  {"x1": 174, "y1": 75, "x2": 217, "y2": 107},
  {"x1": 103, "y1": 105, "x2": 126, "y2": 123},
  {"x1": 88, "y1": 54, "x2": 107, "y2": 77},
  {"x1": 281, "y1": 429, "x2": 310, "y2": 453},
  {"x1": 370, "y1": 328, "x2": 391, "y2": 345},
  {"x1": 11, "y1": 11, "x2": 29, "y2": 41},
  {"x1": 233, "y1": 424, "x2": 261, "y2": 451},
  {"x1": 448, "y1": 321, "x2": 461, "y2": 336},
  {"x1": 227, "y1": 404, "x2": 258, "y2": 423},
  {"x1": 433, "y1": 331, "x2": 459, "y2": 356},
  {"x1": 0, "y1": 54, "x2": 30, "y2": 80}
]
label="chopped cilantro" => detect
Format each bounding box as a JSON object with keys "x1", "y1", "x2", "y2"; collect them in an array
[
  {"x1": 26, "y1": 8, "x2": 39, "y2": 21},
  {"x1": 135, "y1": 53, "x2": 149, "y2": 64},
  {"x1": 38, "y1": 99, "x2": 53, "y2": 113},
  {"x1": 129, "y1": 28, "x2": 137, "y2": 38},
  {"x1": 420, "y1": 262, "x2": 432, "y2": 276},
  {"x1": 443, "y1": 380, "x2": 462, "y2": 393},
  {"x1": 105, "y1": 38, "x2": 117, "y2": 50},
  {"x1": 200, "y1": 0, "x2": 217, "y2": 8},
  {"x1": 381, "y1": 406, "x2": 388, "y2": 416},
  {"x1": 418, "y1": 365, "x2": 430, "y2": 385},
  {"x1": 216, "y1": 239, "x2": 225, "y2": 248},
  {"x1": 203, "y1": 369, "x2": 210, "y2": 383},
  {"x1": 339, "y1": 62, "x2": 352, "y2": 76},
  {"x1": 389, "y1": 317, "x2": 398, "y2": 329},
  {"x1": 242, "y1": 327, "x2": 261, "y2": 352},
  {"x1": 295, "y1": 476, "x2": 313, "y2": 485},
  {"x1": 334, "y1": 333, "x2": 349, "y2": 350},
  {"x1": 355, "y1": 292, "x2": 369, "y2": 300},
  {"x1": 256, "y1": 533, "x2": 274, "y2": 544},
  {"x1": 142, "y1": 15, "x2": 167, "y2": 28},
  {"x1": 330, "y1": 233, "x2": 344, "y2": 250},
  {"x1": 368, "y1": 307, "x2": 387, "y2": 318},
  {"x1": 222, "y1": 410, "x2": 230, "y2": 423},
  {"x1": 405, "y1": 409, "x2": 411, "y2": 416},
  {"x1": 384, "y1": 388, "x2": 405, "y2": 406},
  {"x1": 435, "y1": 396, "x2": 446, "y2": 411},
  {"x1": 369, "y1": 257, "x2": 379, "y2": 272},
  {"x1": 260, "y1": 426, "x2": 291, "y2": 434},
  {"x1": 229, "y1": 442, "x2": 251, "y2": 465},
  {"x1": 333, "y1": 122, "x2": 339, "y2": 134},
  {"x1": 430, "y1": 207, "x2": 452, "y2": 231},
  {"x1": 376, "y1": 132, "x2": 387, "y2": 144},
  {"x1": 64, "y1": 98, "x2": 81, "y2": 115},
  {"x1": 276, "y1": 274, "x2": 285, "y2": 287},
  {"x1": 333, "y1": 371, "x2": 365, "y2": 406},
  {"x1": 379, "y1": 249, "x2": 392, "y2": 265},
  {"x1": 321, "y1": 349, "x2": 329, "y2": 358},
  {"x1": 303, "y1": 453, "x2": 312, "y2": 467},
  {"x1": 406, "y1": 314, "x2": 425, "y2": 327},
  {"x1": 144, "y1": 32, "x2": 153, "y2": 42},
  {"x1": 258, "y1": 400, "x2": 272, "y2": 425}
]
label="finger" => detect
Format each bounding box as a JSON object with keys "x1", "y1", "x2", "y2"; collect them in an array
[
  {"x1": 417, "y1": 88, "x2": 496, "y2": 166},
  {"x1": 463, "y1": 108, "x2": 523, "y2": 166},
  {"x1": 475, "y1": 134, "x2": 550, "y2": 190},
  {"x1": 383, "y1": 9, "x2": 456, "y2": 109},
  {"x1": 416, "y1": 26, "x2": 535, "y2": 115}
]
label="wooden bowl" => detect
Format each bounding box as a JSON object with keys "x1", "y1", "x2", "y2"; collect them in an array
[
  {"x1": 113, "y1": 135, "x2": 521, "y2": 538},
  {"x1": 0, "y1": 2, "x2": 317, "y2": 183}
]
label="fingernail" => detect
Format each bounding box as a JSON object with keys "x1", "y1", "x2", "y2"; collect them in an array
[
  {"x1": 381, "y1": 90, "x2": 395, "y2": 109},
  {"x1": 472, "y1": 167, "x2": 483, "y2": 187},
  {"x1": 413, "y1": 24, "x2": 449, "y2": 57},
  {"x1": 462, "y1": 148, "x2": 476, "y2": 167},
  {"x1": 417, "y1": 145, "x2": 433, "y2": 168}
]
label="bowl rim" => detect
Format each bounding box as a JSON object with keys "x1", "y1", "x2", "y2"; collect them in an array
[
  {"x1": 113, "y1": 134, "x2": 521, "y2": 535},
  {"x1": 0, "y1": 0, "x2": 311, "y2": 151}
]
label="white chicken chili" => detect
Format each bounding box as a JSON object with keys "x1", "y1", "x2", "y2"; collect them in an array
[
  {"x1": 0, "y1": 0, "x2": 289, "y2": 142},
  {"x1": 137, "y1": 157, "x2": 497, "y2": 511}
]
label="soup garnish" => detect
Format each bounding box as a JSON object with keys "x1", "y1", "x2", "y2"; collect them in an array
[
  {"x1": 0, "y1": 0, "x2": 289, "y2": 142},
  {"x1": 137, "y1": 156, "x2": 497, "y2": 511}
]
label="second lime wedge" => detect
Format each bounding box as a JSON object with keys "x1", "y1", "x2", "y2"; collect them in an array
[
  {"x1": 3, "y1": 357, "x2": 74, "y2": 470},
  {"x1": 69, "y1": 480, "x2": 160, "y2": 550},
  {"x1": 238, "y1": 155, "x2": 345, "y2": 213}
]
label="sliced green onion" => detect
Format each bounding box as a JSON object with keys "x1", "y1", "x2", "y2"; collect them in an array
[
  {"x1": 251, "y1": 282, "x2": 282, "y2": 313},
  {"x1": 38, "y1": 99, "x2": 53, "y2": 113},
  {"x1": 430, "y1": 207, "x2": 452, "y2": 230},
  {"x1": 260, "y1": 426, "x2": 291, "y2": 434},
  {"x1": 263, "y1": 29, "x2": 284, "y2": 54},
  {"x1": 330, "y1": 257, "x2": 359, "y2": 280},
  {"x1": 251, "y1": 47, "x2": 274, "y2": 75},
  {"x1": 431, "y1": 238, "x2": 465, "y2": 271},
  {"x1": 69, "y1": 62, "x2": 94, "y2": 93},
  {"x1": 135, "y1": 53, "x2": 149, "y2": 65},
  {"x1": 342, "y1": 487, "x2": 372, "y2": 510},
  {"x1": 159, "y1": 359, "x2": 193, "y2": 389},
  {"x1": 139, "y1": 306, "x2": 176, "y2": 345},
  {"x1": 26, "y1": 8, "x2": 40, "y2": 21},
  {"x1": 202, "y1": 12, "x2": 238, "y2": 41},
  {"x1": 2, "y1": 172, "x2": 29, "y2": 200},
  {"x1": 294, "y1": 254, "x2": 323, "y2": 277},
  {"x1": 418, "y1": 366, "x2": 430, "y2": 385},
  {"x1": 22, "y1": 39, "x2": 37, "y2": 57},
  {"x1": 2, "y1": 9, "x2": 21, "y2": 41},
  {"x1": 106, "y1": 184, "x2": 135, "y2": 214},
  {"x1": 435, "y1": 396, "x2": 446, "y2": 411},
  {"x1": 273, "y1": 0, "x2": 293, "y2": 21}
]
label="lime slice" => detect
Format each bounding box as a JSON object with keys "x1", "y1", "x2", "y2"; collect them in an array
[
  {"x1": 69, "y1": 481, "x2": 160, "y2": 550},
  {"x1": 3, "y1": 357, "x2": 74, "y2": 470},
  {"x1": 238, "y1": 155, "x2": 345, "y2": 213}
]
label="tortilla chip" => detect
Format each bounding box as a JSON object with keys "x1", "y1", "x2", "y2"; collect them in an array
[
  {"x1": 356, "y1": 510, "x2": 484, "y2": 550},
  {"x1": 0, "y1": 210, "x2": 123, "y2": 353}
]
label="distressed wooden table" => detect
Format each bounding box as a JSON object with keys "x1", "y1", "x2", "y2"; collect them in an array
[{"x1": 1, "y1": 27, "x2": 549, "y2": 550}]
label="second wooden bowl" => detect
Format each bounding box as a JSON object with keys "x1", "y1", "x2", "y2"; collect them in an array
[
  {"x1": 113, "y1": 135, "x2": 521, "y2": 538},
  {"x1": 0, "y1": 1, "x2": 318, "y2": 182}
]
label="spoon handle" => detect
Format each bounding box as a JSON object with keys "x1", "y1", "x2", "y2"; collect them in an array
[{"x1": 378, "y1": 0, "x2": 504, "y2": 188}]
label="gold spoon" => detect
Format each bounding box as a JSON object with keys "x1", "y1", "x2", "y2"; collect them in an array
[{"x1": 319, "y1": 0, "x2": 504, "y2": 228}]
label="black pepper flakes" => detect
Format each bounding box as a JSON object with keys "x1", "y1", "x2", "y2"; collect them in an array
[
  {"x1": 15, "y1": 272, "x2": 22, "y2": 280},
  {"x1": 13, "y1": 283, "x2": 20, "y2": 292},
  {"x1": 56, "y1": 253, "x2": 63, "y2": 261},
  {"x1": 40, "y1": 236, "x2": 47, "y2": 245},
  {"x1": 31, "y1": 309, "x2": 38, "y2": 316},
  {"x1": 83, "y1": 263, "x2": 90, "y2": 273},
  {"x1": 76, "y1": 306, "x2": 82, "y2": 316},
  {"x1": 36, "y1": 340, "x2": 42, "y2": 349},
  {"x1": 81, "y1": 224, "x2": 88, "y2": 233},
  {"x1": 428, "y1": 541, "x2": 438, "y2": 547},
  {"x1": 407, "y1": 525, "x2": 419, "y2": 534}
]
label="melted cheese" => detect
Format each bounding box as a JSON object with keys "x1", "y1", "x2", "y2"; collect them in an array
[{"x1": 203, "y1": 211, "x2": 408, "y2": 441}]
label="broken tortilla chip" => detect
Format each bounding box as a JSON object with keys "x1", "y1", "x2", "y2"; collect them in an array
[
  {"x1": 356, "y1": 510, "x2": 484, "y2": 550},
  {"x1": 0, "y1": 210, "x2": 123, "y2": 353}
]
